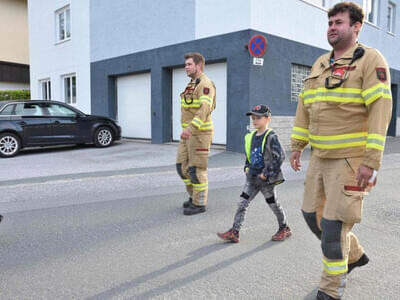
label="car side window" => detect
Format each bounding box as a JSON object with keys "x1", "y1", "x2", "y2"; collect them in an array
[
  {"x1": 46, "y1": 104, "x2": 77, "y2": 117},
  {"x1": 14, "y1": 103, "x2": 46, "y2": 116},
  {"x1": 0, "y1": 104, "x2": 15, "y2": 115}
]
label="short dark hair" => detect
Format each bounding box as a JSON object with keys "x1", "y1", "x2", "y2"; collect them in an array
[
  {"x1": 184, "y1": 52, "x2": 205, "y2": 66},
  {"x1": 328, "y1": 2, "x2": 364, "y2": 26}
]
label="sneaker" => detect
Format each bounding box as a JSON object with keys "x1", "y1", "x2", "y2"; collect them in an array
[
  {"x1": 348, "y1": 253, "x2": 369, "y2": 274},
  {"x1": 272, "y1": 226, "x2": 292, "y2": 241},
  {"x1": 182, "y1": 197, "x2": 193, "y2": 208},
  {"x1": 316, "y1": 290, "x2": 340, "y2": 300},
  {"x1": 217, "y1": 229, "x2": 239, "y2": 243},
  {"x1": 183, "y1": 202, "x2": 206, "y2": 215}
]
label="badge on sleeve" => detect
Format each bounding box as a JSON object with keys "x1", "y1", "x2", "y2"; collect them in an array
[
  {"x1": 376, "y1": 68, "x2": 387, "y2": 82},
  {"x1": 203, "y1": 88, "x2": 210, "y2": 95}
]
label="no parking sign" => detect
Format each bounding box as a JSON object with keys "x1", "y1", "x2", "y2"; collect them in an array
[
  {"x1": 248, "y1": 35, "x2": 267, "y2": 57},
  {"x1": 248, "y1": 35, "x2": 267, "y2": 66}
]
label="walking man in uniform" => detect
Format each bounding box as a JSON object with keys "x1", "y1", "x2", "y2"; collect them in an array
[
  {"x1": 176, "y1": 52, "x2": 216, "y2": 215},
  {"x1": 290, "y1": 3, "x2": 392, "y2": 299}
]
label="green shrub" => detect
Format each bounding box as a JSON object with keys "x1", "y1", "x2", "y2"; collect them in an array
[{"x1": 0, "y1": 90, "x2": 30, "y2": 101}]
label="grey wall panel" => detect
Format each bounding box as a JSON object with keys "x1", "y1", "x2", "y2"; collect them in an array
[{"x1": 91, "y1": 29, "x2": 400, "y2": 152}]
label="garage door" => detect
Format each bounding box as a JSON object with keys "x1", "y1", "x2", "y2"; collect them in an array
[
  {"x1": 172, "y1": 62, "x2": 227, "y2": 144},
  {"x1": 116, "y1": 72, "x2": 151, "y2": 139}
]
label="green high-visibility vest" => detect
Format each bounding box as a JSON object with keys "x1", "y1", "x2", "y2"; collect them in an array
[{"x1": 245, "y1": 129, "x2": 272, "y2": 163}]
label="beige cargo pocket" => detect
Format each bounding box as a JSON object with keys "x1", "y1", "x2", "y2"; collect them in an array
[
  {"x1": 339, "y1": 187, "x2": 363, "y2": 224},
  {"x1": 191, "y1": 135, "x2": 211, "y2": 169}
]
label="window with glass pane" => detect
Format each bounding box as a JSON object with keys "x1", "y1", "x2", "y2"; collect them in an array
[
  {"x1": 66, "y1": 8, "x2": 71, "y2": 38},
  {"x1": 304, "y1": 0, "x2": 327, "y2": 8},
  {"x1": 72, "y1": 76, "x2": 76, "y2": 103},
  {"x1": 387, "y1": 2, "x2": 396, "y2": 33},
  {"x1": 56, "y1": 6, "x2": 70, "y2": 42},
  {"x1": 63, "y1": 75, "x2": 77, "y2": 104},
  {"x1": 0, "y1": 104, "x2": 15, "y2": 115},
  {"x1": 59, "y1": 12, "x2": 65, "y2": 40},
  {"x1": 40, "y1": 80, "x2": 51, "y2": 100},
  {"x1": 21, "y1": 104, "x2": 45, "y2": 116},
  {"x1": 364, "y1": 0, "x2": 379, "y2": 24},
  {"x1": 47, "y1": 104, "x2": 76, "y2": 117}
]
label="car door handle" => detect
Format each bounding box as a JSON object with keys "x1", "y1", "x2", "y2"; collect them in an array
[
  {"x1": 53, "y1": 120, "x2": 60, "y2": 124},
  {"x1": 19, "y1": 121, "x2": 26, "y2": 126}
]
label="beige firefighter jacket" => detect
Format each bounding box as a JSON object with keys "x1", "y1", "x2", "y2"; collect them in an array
[
  {"x1": 180, "y1": 73, "x2": 216, "y2": 135},
  {"x1": 291, "y1": 43, "x2": 392, "y2": 170}
]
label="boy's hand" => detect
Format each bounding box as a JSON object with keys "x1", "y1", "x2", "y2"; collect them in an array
[
  {"x1": 290, "y1": 151, "x2": 302, "y2": 171},
  {"x1": 259, "y1": 173, "x2": 267, "y2": 181},
  {"x1": 244, "y1": 168, "x2": 249, "y2": 174}
]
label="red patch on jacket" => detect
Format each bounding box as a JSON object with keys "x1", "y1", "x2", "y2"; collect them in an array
[
  {"x1": 333, "y1": 67, "x2": 345, "y2": 77},
  {"x1": 376, "y1": 68, "x2": 387, "y2": 82},
  {"x1": 203, "y1": 88, "x2": 210, "y2": 95}
]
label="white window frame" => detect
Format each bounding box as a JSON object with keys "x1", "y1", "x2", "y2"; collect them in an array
[
  {"x1": 387, "y1": 1, "x2": 396, "y2": 34},
  {"x1": 55, "y1": 5, "x2": 71, "y2": 43},
  {"x1": 62, "y1": 74, "x2": 77, "y2": 105},
  {"x1": 39, "y1": 78, "x2": 51, "y2": 100},
  {"x1": 364, "y1": 0, "x2": 379, "y2": 26},
  {"x1": 300, "y1": 0, "x2": 329, "y2": 10}
]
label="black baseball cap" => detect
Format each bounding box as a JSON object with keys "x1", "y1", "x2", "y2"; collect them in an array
[{"x1": 246, "y1": 104, "x2": 271, "y2": 117}]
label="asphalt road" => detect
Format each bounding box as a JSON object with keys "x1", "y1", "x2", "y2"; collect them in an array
[{"x1": 0, "y1": 139, "x2": 399, "y2": 299}]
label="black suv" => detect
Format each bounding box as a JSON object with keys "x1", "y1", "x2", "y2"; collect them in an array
[{"x1": 0, "y1": 100, "x2": 121, "y2": 157}]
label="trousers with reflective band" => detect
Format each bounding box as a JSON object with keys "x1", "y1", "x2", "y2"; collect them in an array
[{"x1": 176, "y1": 134, "x2": 212, "y2": 206}]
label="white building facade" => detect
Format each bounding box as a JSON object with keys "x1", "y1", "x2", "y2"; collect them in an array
[
  {"x1": 28, "y1": 0, "x2": 400, "y2": 152},
  {"x1": 28, "y1": 0, "x2": 91, "y2": 113}
]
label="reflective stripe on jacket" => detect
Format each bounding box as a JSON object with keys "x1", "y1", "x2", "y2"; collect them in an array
[{"x1": 291, "y1": 43, "x2": 392, "y2": 170}]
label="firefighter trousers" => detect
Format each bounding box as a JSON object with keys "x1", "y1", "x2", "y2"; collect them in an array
[
  {"x1": 302, "y1": 154, "x2": 365, "y2": 299},
  {"x1": 176, "y1": 134, "x2": 212, "y2": 206}
]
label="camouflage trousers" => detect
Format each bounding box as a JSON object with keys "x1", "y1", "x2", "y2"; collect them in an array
[{"x1": 232, "y1": 174, "x2": 287, "y2": 232}]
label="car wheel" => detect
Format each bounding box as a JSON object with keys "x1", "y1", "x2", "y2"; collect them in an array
[
  {"x1": 94, "y1": 126, "x2": 114, "y2": 147},
  {"x1": 0, "y1": 133, "x2": 21, "y2": 158}
]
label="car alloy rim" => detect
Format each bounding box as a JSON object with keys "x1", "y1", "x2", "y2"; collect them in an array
[
  {"x1": 0, "y1": 136, "x2": 18, "y2": 155},
  {"x1": 98, "y1": 129, "x2": 112, "y2": 146}
]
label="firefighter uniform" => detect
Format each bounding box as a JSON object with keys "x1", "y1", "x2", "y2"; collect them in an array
[
  {"x1": 291, "y1": 43, "x2": 392, "y2": 299},
  {"x1": 176, "y1": 73, "x2": 216, "y2": 210}
]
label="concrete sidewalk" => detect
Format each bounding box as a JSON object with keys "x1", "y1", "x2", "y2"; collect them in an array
[{"x1": 1, "y1": 136, "x2": 399, "y2": 184}]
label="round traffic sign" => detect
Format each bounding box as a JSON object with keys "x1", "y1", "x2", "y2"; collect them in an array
[{"x1": 248, "y1": 35, "x2": 267, "y2": 57}]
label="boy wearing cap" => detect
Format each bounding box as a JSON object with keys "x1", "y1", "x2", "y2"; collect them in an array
[{"x1": 217, "y1": 104, "x2": 291, "y2": 243}]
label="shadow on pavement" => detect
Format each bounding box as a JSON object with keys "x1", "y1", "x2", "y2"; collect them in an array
[
  {"x1": 303, "y1": 287, "x2": 319, "y2": 299},
  {"x1": 87, "y1": 241, "x2": 278, "y2": 300}
]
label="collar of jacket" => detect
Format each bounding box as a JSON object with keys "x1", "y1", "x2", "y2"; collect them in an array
[
  {"x1": 191, "y1": 72, "x2": 206, "y2": 83},
  {"x1": 320, "y1": 42, "x2": 363, "y2": 68}
]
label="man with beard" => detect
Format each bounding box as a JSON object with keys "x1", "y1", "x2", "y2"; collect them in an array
[
  {"x1": 176, "y1": 53, "x2": 216, "y2": 215},
  {"x1": 290, "y1": 2, "x2": 392, "y2": 299}
]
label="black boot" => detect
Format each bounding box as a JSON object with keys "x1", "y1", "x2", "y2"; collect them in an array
[
  {"x1": 348, "y1": 253, "x2": 369, "y2": 274},
  {"x1": 183, "y1": 202, "x2": 206, "y2": 215},
  {"x1": 182, "y1": 197, "x2": 193, "y2": 208},
  {"x1": 0, "y1": 214, "x2": 3, "y2": 223},
  {"x1": 316, "y1": 290, "x2": 339, "y2": 300}
]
